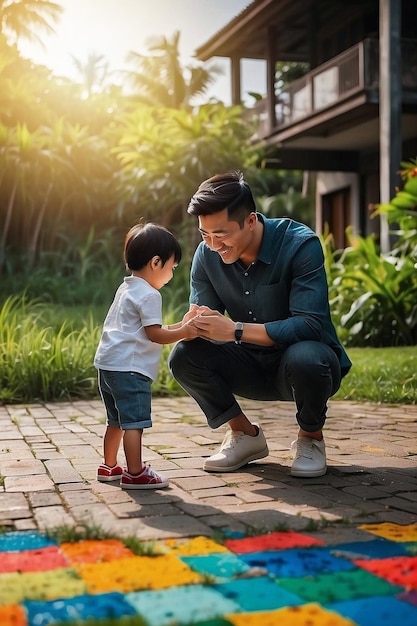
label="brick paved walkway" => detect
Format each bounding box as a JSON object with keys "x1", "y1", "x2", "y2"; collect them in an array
[{"x1": 0, "y1": 397, "x2": 416, "y2": 541}]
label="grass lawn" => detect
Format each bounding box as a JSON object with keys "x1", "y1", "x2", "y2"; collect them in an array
[
  {"x1": 334, "y1": 346, "x2": 417, "y2": 404},
  {"x1": 1, "y1": 299, "x2": 416, "y2": 405}
]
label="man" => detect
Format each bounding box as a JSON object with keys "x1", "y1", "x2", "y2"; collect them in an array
[{"x1": 169, "y1": 171, "x2": 351, "y2": 477}]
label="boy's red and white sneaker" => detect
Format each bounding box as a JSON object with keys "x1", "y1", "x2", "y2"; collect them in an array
[
  {"x1": 120, "y1": 464, "x2": 169, "y2": 490},
  {"x1": 97, "y1": 464, "x2": 124, "y2": 482}
]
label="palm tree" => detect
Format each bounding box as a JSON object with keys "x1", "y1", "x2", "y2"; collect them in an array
[
  {"x1": 124, "y1": 30, "x2": 223, "y2": 110},
  {"x1": 70, "y1": 52, "x2": 110, "y2": 98},
  {"x1": 0, "y1": 0, "x2": 62, "y2": 48}
]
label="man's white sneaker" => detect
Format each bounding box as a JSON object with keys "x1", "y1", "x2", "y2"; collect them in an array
[
  {"x1": 290, "y1": 436, "x2": 327, "y2": 477},
  {"x1": 203, "y1": 424, "x2": 269, "y2": 472}
]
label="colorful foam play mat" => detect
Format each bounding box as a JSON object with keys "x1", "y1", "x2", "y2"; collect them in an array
[{"x1": 1, "y1": 522, "x2": 417, "y2": 625}]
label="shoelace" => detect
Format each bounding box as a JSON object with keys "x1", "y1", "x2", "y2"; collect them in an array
[
  {"x1": 291, "y1": 438, "x2": 313, "y2": 459},
  {"x1": 221, "y1": 430, "x2": 245, "y2": 450},
  {"x1": 143, "y1": 464, "x2": 159, "y2": 478}
]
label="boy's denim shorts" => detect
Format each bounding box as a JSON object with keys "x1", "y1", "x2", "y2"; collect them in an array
[{"x1": 98, "y1": 370, "x2": 152, "y2": 430}]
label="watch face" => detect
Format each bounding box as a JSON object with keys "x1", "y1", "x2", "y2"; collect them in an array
[{"x1": 235, "y1": 322, "x2": 243, "y2": 343}]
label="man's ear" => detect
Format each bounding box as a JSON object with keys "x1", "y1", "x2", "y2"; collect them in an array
[{"x1": 247, "y1": 212, "x2": 257, "y2": 229}]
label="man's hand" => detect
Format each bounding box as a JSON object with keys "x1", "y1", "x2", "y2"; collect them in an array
[{"x1": 191, "y1": 308, "x2": 235, "y2": 342}]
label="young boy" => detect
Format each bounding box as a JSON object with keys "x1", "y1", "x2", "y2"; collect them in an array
[{"x1": 94, "y1": 222, "x2": 197, "y2": 489}]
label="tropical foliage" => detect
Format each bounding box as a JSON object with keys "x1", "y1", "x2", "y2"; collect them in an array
[
  {"x1": 324, "y1": 161, "x2": 417, "y2": 347},
  {"x1": 0, "y1": 0, "x2": 415, "y2": 409},
  {"x1": 124, "y1": 30, "x2": 224, "y2": 109},
  {"x1": 0, "y1": 0, "x2": 62, "y2": 48},
  {"x1": 0, "y1": 12, "x2": 264, "y2": 297}
]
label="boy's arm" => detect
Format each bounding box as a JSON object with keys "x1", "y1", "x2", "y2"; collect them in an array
[
  {"x1": 164, "y1": 306, "x2": 199, "y2": 330},
  {"x1": 144, "y1": 321, "x2": 197, "y2": 345}
]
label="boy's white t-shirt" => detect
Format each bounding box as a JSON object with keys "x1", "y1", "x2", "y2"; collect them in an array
[{"x1": 94, "y1": 275, "x2": 163, "y2": 381}]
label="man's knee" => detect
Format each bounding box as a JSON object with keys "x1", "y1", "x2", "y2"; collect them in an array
[
  {"x1": 168, "y1": 340, "x2": 186, "y2": 378},
  {"x1": 282, "y1": 341, "x2": 340, "y2": 392},
  {"x1": 284, "y1": 341, "x2": 334, "y2": 369}
]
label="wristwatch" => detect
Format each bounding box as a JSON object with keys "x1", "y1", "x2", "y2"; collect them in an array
[{"x1": 234, "y1": 321, "x2": 243, "y2": 344}]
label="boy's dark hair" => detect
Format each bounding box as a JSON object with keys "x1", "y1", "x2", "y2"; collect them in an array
[
  {"x1": 187, "y1": 170, "x2": 256, "y2": 227},
  {"x1": 124, "y1": 222, "x2": 182, "y2": 271}
]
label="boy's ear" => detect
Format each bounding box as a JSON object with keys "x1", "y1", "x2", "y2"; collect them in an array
[{"x1": 150, "y1": 255, "x2": 161, "y2": 269}]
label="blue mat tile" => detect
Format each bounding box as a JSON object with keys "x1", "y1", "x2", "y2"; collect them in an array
[
  {"x1": 327, "y1": 595, "x2": 417, "y2": 626},
  {"x1": 330, "y1": 538, "x2": 411, "y2": 560},
  {"x1": 0, "y1": 531, "x2": 57, "y2": 553},
  {"x1": 24, "y1": 592, "x2": 137, "y2": 626},
  {"x1": 240, "y1": 547, "x2": 355, "y2": 577}
]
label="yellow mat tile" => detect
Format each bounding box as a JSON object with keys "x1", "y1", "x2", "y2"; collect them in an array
[
  {"x1": 227, "y1": 603, "x2": 356, "y2": 625},
  {"x1": 78, "y1": 554, "x2": 203, "y2": 593},
  {"x1": 165, "y1": 536, "x2": 229, "y2": 556},
  {"x1": 360, "y1": 523, "x2": 417, "y2": 542}
]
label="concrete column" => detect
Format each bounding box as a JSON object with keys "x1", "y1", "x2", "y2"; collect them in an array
[
  {"x1": 231, "y1": 55, "x2": 241, "y2": 105},
  {"x1": 379, "y1": 0, "x2": 402, "y2": 253},
  {"x1": 266, "y1": 26, "x2": 276, "y2": 133}
]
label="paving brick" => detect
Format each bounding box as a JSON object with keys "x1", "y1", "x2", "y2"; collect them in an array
[
  {"x1": 5, "y1": 475, "x2": 55, "y2": 492},
  {"x1": 0, "y1": 398, "x2": 415, "y2": 537},
  {"x1": 1, "y1": 459, "x2": 46, "y2": 476},
  {"x1": 33, "y1": 505, "x2": 75, "y2": 529},
  {"x1": 44, "y1": 459, "x2": 83, "y2": 484},
  {"x1": 28, "y1": 492, "x2": 62, "y2": 507}
]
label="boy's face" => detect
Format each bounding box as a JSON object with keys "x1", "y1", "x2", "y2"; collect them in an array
[{"x1": 198, "y1": 208, "x2": 257, "y2": 265}]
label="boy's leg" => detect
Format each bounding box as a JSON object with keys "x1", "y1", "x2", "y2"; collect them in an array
[
  {"x1": 97, "y1": 370, "x2": 124, "y2": 480},
  {"x1": 103, "y1": 425, "x2": 124, "y2": 467},
  {"x1": 100, "y1": 370, "x2": 169, "y2": 490},
  {"x1": 123, "y1": 429, "x2": 143, "y2": 476}
]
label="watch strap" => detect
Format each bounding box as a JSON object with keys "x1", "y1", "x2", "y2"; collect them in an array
[{"x1": 234, "y1": 321, "x2": 243, "y2": 344}]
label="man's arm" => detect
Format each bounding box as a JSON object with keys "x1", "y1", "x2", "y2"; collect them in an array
[{"x1": 191, "y1": 307, "x2": 274, "y2": 346}]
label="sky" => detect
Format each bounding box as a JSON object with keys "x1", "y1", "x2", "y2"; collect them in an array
[{"x1": 19, "y1": 0, "x2": 266, "y2": 105}]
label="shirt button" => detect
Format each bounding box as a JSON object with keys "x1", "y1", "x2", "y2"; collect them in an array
[
  {"x1": 253, "y1": 317, "x2": 257, "y2": 321},
  {"x1": 245, "y1": 291, "x2": 250, "y2": 295},
  {"x1": 249, "y1": 310, "x2": 253, "y2": 315},
  {"x1": 244, "y1": 272, "x2": 248, "y2": 276}
]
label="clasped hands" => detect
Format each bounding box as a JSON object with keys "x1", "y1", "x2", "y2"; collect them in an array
[{"x1": 181, "y1": 305, "x2": 235, "y2": 342}]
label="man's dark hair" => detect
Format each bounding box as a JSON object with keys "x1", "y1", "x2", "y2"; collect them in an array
[
  {"x1": 187, "y1": 171, "x2": 256, "y2": 227},
  {"x1": 124, "y1": 222, "x2": 182, "y2": 271}
]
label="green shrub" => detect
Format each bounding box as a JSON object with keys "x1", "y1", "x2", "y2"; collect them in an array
[
  {"x1": 325, "y1": 229, "x2": 416, "y2": 346},
  {"x1": 0, "y1": 296, "x2": 100, "y2": 403},
  {"x1": 323, "y1": 160, "x2": 417, "y2": 347}
]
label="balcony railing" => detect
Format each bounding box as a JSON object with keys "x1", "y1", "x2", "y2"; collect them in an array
[{"x1": 247, "y1": 38, "x2": 417, "y2": 139}]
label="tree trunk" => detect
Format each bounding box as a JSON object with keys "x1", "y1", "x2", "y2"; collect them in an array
[
  {"x1": 0, "y1": 178, "x2": 18, "y2": 273},
  {"x1": 28, "y1": 182, "x2": 53, "y2": 269}
]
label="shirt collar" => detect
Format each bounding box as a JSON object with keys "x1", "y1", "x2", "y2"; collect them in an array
[{"x1": 255, "y1": 213, "x2": 274, "y2": 265}]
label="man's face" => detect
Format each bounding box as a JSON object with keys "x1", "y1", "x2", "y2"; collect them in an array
[{"x1": 198, "y1": 208, "x2": 256, "y2": 264}]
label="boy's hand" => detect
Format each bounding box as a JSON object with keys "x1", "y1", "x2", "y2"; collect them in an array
[
  {"x1": 181, "y1": 304, "x2": 200, "y2": 324},
  {"x1": 182, "y1": 318, "x2": 199, "y2": 340}
]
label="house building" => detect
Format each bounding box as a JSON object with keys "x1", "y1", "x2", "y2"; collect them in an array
[{"x1": 195, "y1": 0, "x2": 417, "y2": 251}]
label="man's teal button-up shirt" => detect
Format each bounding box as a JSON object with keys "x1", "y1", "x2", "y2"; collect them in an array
[{"x1": 189, "y1": 213, "x2": 351, "y2": 377}]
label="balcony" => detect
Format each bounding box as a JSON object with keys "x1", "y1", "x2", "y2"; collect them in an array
[{"x1": 247, "y1": 38, "x2": 417, "y2": 145}]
